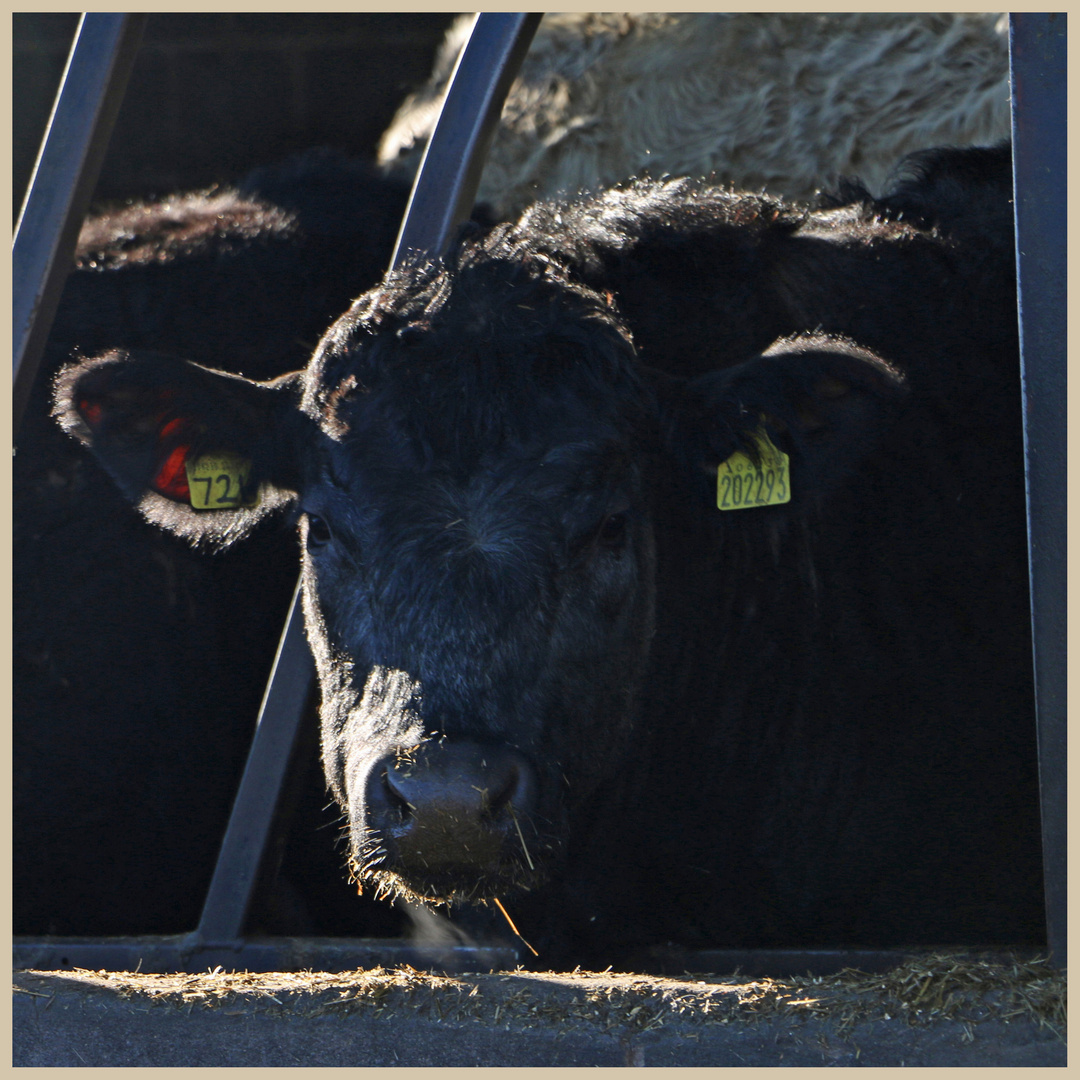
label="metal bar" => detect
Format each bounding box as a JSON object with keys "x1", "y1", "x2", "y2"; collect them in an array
[
  {"x1": 13, "y1": 936, "x2": 519, "y2": 978},
  {"x1": 12, "y1": 13, "x2": 146, "y2": 435},
  {"x1": 1008, "y1": 13, "x2": 1067, "y2": 970},
  {"x1": 191, "y1": 581, "x2": 315, "y2": 946},
  {"x1": 191, "y1": 12, "x2": 542, "y2": 948},
  {"x1": 391, "y1": 12, "x2": 542, "y2": 267}
]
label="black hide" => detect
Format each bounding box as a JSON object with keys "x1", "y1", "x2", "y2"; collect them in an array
[{"x1": 50, "y1": 145, "x2": 1044, "y2": 967}]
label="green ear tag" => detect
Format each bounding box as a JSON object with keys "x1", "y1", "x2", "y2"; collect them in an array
[
  {"x1": 185, "y1": 452, "x2": 259, "y2": 510},
  {"x1": 717, "y1": 429, "x2": 790, "y2": 510}
]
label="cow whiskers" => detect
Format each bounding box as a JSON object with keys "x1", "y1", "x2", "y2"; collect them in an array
[{"x1": 507, "y1": 803, "x2": 535, "y2": 871}]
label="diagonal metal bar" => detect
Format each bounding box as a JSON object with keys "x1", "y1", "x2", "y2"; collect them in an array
[
  {"x1": 192, "y1": 12, "x2": 542, "y2": 949},
  {"x1": 391, "y1": 12, "x2": 542, "y2": 267},
  {"x1": 1008, "y1": 12, "x2": 1067, "y2": 970},
  {"x1": 191, "y1": 580, "x2": 316, "y2": 946},
  {"x1": 13, "y1": 13, "x2": 147, "y2": 435}
]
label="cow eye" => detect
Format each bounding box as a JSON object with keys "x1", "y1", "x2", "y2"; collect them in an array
[
  {"x1": 306, "y1": 514, "x2": 333, "y2": 550},
  {"x1": 597, "y1": 511, "x2": 628, "y2": 550}
]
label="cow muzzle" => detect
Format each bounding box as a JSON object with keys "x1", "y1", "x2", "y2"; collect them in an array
[{"x1": 360, "y1": 739, "x2": 543, "y2": 904}]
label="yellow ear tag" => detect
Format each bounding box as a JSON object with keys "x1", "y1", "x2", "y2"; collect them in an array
[
  {"x1": 185, "y1": 452, "x2": 259, "y2": 510},
  {"x1": 717, "y1": 429, "x2": 790, "y2": 510}
]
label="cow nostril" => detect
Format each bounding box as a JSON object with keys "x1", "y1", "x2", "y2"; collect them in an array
[
  {"x1": 382, "y1": 767, "x2": 416, "y2": 821},
  {"x1": 481, "y1": 765, "x2": 520, "y2": 820},
  {"x1": 481, "y1": 755, "x2": 538, "y2": 831}
]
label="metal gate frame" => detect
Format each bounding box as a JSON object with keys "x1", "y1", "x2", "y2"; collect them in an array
[
  {"x1": 1008, "y1": 11, "x2": 1067, "y2": 972},
  {"x1": 12, "y1": 12, "x2": 1066, "y2": 975}
]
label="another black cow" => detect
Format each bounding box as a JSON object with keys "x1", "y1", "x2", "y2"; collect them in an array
[
  {"x1": 15, "y1": 150, "x2": 413, "y2": 936},
  {"x1": 52, "y1": 145, "x2": 1045, "y2": 966}
]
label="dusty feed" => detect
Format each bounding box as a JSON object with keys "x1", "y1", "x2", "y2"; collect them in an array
[
  {"x1": 379, "y1": 12, "x2": 1011, "y2": 215},
  {"x1": 14, "y1": 952, "x2": 1066, "y2": 1042}
]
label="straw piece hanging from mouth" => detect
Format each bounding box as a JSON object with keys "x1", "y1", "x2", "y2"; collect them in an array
[{"x1": 493, "y1": 897, "x2": 539, "y2": 956}]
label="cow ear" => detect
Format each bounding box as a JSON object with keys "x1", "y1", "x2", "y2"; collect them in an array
[
  {"x1": 52, "y1": 348, "x2": 306, "y2": 548},
  {"x1": 663, "y1": 333, "x2": 909, "y2": 508}
]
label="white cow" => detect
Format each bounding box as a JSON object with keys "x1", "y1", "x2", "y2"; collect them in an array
[{"x1": 379, "y1": 12, "x2": 1010, "y2": 215}]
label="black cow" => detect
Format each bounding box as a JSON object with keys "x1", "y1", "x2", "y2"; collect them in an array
[
  {"x1": 14, "y1": 150, "x2": 414, "y2": 936},
  {"x1": 52, "y1": 144, "x2": 1045, "y2": 966}
]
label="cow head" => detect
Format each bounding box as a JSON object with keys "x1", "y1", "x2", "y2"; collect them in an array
[{"x1": 53, "y1": 231, "x2": 905, "y2": 912}]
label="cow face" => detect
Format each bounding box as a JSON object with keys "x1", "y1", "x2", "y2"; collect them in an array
[
  {"x1": 53, "y1": 238, "x2": 906, "y2": 913},
  {"x1": 294, "y1": 255, "x2": 662, "y2": 904}
]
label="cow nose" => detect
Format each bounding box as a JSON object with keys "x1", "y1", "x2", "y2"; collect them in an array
[
  {"x1": 385, "y1": 743, "x2": 531, "y2": 819},
  {"x1": 367, "y1": 740, "x2": 538, "y2": 873}
]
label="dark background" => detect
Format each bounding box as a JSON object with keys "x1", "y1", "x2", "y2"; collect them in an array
[{"x1": 13, "y1": 12, "x2": 461, "y2": 219}]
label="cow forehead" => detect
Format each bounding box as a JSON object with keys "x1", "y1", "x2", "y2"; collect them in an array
[
  {"x1": 311, "y1": 419, "x2": 641, "y2": 514},
  {"x1": 305, "y1": 347, "x2": 648, "y2": 493},
  {"x1": 304, "y1": 244, "x2": 644, "y2": 432}
]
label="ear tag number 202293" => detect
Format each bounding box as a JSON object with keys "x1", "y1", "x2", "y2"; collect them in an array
[
  {"x1": 185, "y1": 453, "x2": 259, "y2": 509},
  {"x1": 717, "y1": 429, "x2": 790, "y2": 510}
]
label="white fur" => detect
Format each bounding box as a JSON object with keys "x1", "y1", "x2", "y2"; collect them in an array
[{"x1": 379, "y1": 13, "x2": 1010, "y2": 214}]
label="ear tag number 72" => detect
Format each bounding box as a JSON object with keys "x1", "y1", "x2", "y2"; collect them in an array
[
  {"x1": 717, "y1": 429, "x2": 790, "y2": 510},
  {"x1": 185, "y1": 452, "x2": 259, "y2": 509}
]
